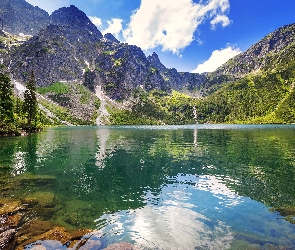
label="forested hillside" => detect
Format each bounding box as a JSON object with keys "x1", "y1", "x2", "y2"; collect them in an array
[{"x1": 123, "y1": 23, "x2": 295, "y2": 125}]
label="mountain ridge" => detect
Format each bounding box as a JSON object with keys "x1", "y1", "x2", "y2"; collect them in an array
[{"x1": 214, "y1": 23, "x2": 295, "y2": 77}]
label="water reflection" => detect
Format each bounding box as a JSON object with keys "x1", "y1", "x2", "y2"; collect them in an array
[
  {"x1": 1, "y1": 125, "x2": 295, "y2": 249},
  {"x1": 95, "y1": 127, "x2": 111, "y2": 169},
  {"x1": 96, "y1": 173, "x2": 295, "y2": 249},
  {"x1": 12, "y1": 151, "x2": 27, "y2": 175},
  {"x1": 97, "y1": 182, "x2": 235, "y2": 249}
]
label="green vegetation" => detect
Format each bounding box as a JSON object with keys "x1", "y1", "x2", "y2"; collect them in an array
[
  {"x1": 78, "y1": 85, "x2": 91, "y2": 104},
  {"x1": 109, "y1": 109, "x2": 161, "y2": 125},
  {"x1": 37, "y1": 82, "x2": 70, "y2": 95},
  {"x1": 102, "y1": 50, "x2": 116, "y2": 56},
  {"x1": 23, "y1": 72, "x2": 38, "y2": 130},
  {"x1": 37, "y1": 82, "x2": 100, "y2": 125},
  {"x1": 191, "y1": 70, "x2": 295, "y2": 124},
  {"x1": 150, "y1": 67, "x2": 157, "y2": 74},
  {"x1": 109, "y1": 89, "x2": 196, "y2": 125},
  {"x1": 113, "y1": 62, "x2": 295, "y2": 125},
  {"x1": 113, "y1": 58, "x2": 122, "y2": 67},
  {"x1": 0, "y1": 73, "x2": 14, "y2": 123},
  {"x1": 0, "y1": 71, "x2": 47, "y2": 135}
]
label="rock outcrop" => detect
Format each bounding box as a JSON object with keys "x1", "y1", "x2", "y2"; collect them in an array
[{"x1": 50, "y1": 5, "x2": 103, "y2": 39}]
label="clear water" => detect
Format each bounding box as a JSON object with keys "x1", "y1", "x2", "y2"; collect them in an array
[{"x1": 1, "y1": 124, "x2": 295, "y2": 249}]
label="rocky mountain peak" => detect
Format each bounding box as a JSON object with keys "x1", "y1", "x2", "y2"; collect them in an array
[
  {"x1": 103, "y1": 33, "x2": 119, "y2": 43},
  {"x1": 50, "y1": 5, "x2": 103, "y2": 39},
  {"x1": 147, "y1": 52, "x2": 166, "y2": 72},
  {"x1": 147, "y1": 52, "x2": 160, "y2": 62}
]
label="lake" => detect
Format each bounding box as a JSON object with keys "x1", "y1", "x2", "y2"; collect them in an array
[{"x1": 1, "y1": 124, "x2": 295, "y2": 249}]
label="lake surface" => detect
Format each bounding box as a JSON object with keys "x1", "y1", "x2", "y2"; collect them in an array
[{"x1": 1, "y1": 124, "x2": 295, "y2": 249}]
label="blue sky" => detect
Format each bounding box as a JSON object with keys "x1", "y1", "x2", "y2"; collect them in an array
[{"x1": 25, "y1": 0, "x2": 295, "y2": 73}]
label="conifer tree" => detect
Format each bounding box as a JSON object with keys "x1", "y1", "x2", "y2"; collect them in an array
[
  {"x1": 23, "y1": 71, "x2": 37, "y2": 130},
  {"x1": 0, "y1": 73, "x2": 14, "y2": 123}
]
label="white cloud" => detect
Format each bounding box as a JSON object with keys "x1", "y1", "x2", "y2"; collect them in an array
[
  {"x1": 123, "y1": 0, "x2": 230, "y2": 54},
  {"x1": 210, "y1": 15, "x2": 231, "y2": 29},
  {"x1": 192, "y1": 46, "x2": 241, "y2": 73},
  {"x1": 89, "y1": 16, "x2": 103, "y2": 28},
  {"x1": 102, "y1": 18, "x2": 123, "y2": 38},
  {"x1": 25, "y1": 0, "x2": 69, "y2": 14}
]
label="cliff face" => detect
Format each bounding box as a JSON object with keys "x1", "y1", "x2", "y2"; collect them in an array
[
  {"x1": 83, "y1": 42, "x2": 206, "y2": 100},
  {"x1": 49, "y1": 5, "x2": 103, "y2": 39},
  {"x1": 0, "y1": 0, "x2": 50, "y2": 35}
]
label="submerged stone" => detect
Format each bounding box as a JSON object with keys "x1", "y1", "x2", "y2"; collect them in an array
[
  {"x1": 71, "y1": 239, "x2": 101, "y2": 249},
  {"x1": 16, "y1": 220, "x2": 59, "y2": 245},
  {"x1": 5, "y1": 214, "x2": 23, "y2": 228},
  {"x1": 17, "y1": 226, "x2": 71, "y2": 249},
  {"x1": 0, "y1": 199, "x2": 23, "y2": 215},
  {"x1": 274, "y1": 207, "x2": 295, "y2": 224},
  {"x1": 230, "y1": 239, "x2": 260, "y2": 250},
  {"x1": 24, "y1": 192, "x2": 55, "y2": 208},
  {"x1": 36, "y1": 227, "x2": 71, "y2": 245},
  {"x1": 16, "y1": 220, "x2": 93, "y2": 249}
]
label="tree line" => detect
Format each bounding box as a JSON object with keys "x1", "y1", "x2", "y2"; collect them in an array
[{"x1": 0, "y1": 69, "x2": 42, "y2": 135}]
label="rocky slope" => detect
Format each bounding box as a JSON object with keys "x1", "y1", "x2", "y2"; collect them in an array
[
  {"x1": 10, "y1": 5, "x2": 103, "y2": 87},
  {"x1": 214, "y1": 23, "x2": 295, "y2": 77},
  {"x1": 0, "y1": 0, "x2": 50, "y2": 35}
]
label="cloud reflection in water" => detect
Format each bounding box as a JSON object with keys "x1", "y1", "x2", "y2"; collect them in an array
[{"x1": 96, "y1": 174, "x2": 237, "y2": 249}]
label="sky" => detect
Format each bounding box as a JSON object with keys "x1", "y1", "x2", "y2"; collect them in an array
[{"x1": 25, "y1": 0, "x2": 295, "y2": 73}]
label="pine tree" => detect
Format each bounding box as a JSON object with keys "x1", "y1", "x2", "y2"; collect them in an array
[
  {"x1": 23, "y1": 71, "x2": 37, "y2": 130},
  {"x1": 0, "y1": 73, "x2": 14, "y2": 123}
]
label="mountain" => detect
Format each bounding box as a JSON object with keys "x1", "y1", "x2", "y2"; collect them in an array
[
  {"x1": 120, "y1": 22, "x2": 295, "y2": 124},
  {"x1": 1, "y1": 0, "x2": 295, "y2": 126},
  {"x1": 214, "y1": 23, "x2": 295, "y2": 77},
  {"x1": 0, "y1": 0, "x2": 50, "y2": 35},
  {"x1": 50, "y1": 5, "x2": 103, "y2": 38},
  {"x1": 103, "y1": 33, "x2": 120, "y2": 43},
  {"x1": 8, "y1": 4, "x2": 205, "y2": 101},
  {"x1": 10, "y1": 5, "x2": 103, "y2": 87},
  {"x1": 190, "y1": 23, "x2": 295, "y2": 124}
]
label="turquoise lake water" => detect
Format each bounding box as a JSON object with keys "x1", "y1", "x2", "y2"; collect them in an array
[{"x1": 1, "y1": 124, "x2": 295, "y2": 249}]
